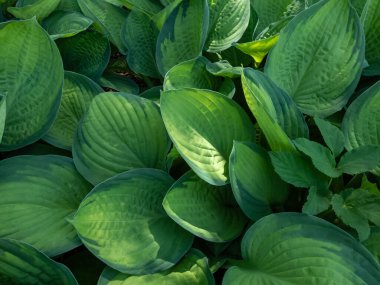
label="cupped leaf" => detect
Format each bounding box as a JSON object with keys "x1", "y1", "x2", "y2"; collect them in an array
[
  {"x1": 337, "y1": 145, "x2": 380, "y2": 175},
  {"x1": 163, "y1": 171, "x2": 247, "y2": 242},
  {"x1": 223, "y1": 212, "x2": 380, "y2": 285},
  {"x1": 205, "y1": 0, "x2": 250, "y2": 52},
  {"x1": 314, "y1": 117, "x2": 345, "y2": 157},
  {"x1": 0, "y1": 18, "x2": 63, "y2": 151},
  {"x1": 98, "y1": 249, "x2": 215, "y2": 285},
  {"x1": 73, "y1": 92, "x2": 170, "y2": 185},
  {"x1": 265, "y1": 0, "x2": 365, "y2": 117},
  {"x1": 99, "y1": 73, "x2": 139, "y2": 94},
  {"x1": 0, "y1": 155, "x2": 92, "y2": 256},
  {"x1": 161, "y1": 88, "x2": 256, "y2": 185},
  {"x1": 156, "y1": 0, "x2": 209, "y2": 76},
  {"x1": 206, "y1": 60, "x2": 243, "y2": 78},
  {"x1": 43, "y1": 10, "x2": 93, "y2": 40},
  {"x1": 71, "y1": 169, "x2": 193, "y2": 275},
  {"x1": 363, "y1": 227, "x2": 380, "y2": 264},
  {"x1": 0, "y1": 239, "x2": 78, "y2": 285},
  {"x1": 229, "y1": 141, "x2": 288, "y2": 220},
  {"x1": 43, "y1": 71, "x2": 103, "y2": 150},
  {"x1": 8, "y1": 0, "x2": 60, "y2": 20}
]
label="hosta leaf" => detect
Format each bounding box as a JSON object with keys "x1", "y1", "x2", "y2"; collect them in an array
[
  {"x1": 337, "y1": 145, "x2": 380, "y2": 175},
  {"x1": 0, "y1": 239, "x2": 78, "y2": 285},
  {"x1": 161, "y1": 88, "x2": 256, "y2": 185},
  {"x1": 223, "y1": 212, "x2": 380, "y2": 285},
  {"x1": 156, "y1": 0, "x2": 209, "y2": 76},
  {"x1": 43, "y1": 10, "x2": 93, "y2": 40},
  {"x1": 255, "y1": 16, "x2": 292, "y2": 40},
  {"x1": 123, "y1": 9, "x2": 159, "y2": 78},
  {"x1": 206, "y1": 60, "x2": 243, "y2": 78},
  {"x1": 152, "y1": 0, "x2": 181, "y2": 30},
  {"x1": 0, "y1": 19, "x2": 63, "y2": 151},
  {"x1": 302, "y1": 186, "x2": 332, "y2": 215},
  {"x1": 119, "y1": 0, "x2": 163, "y2": 15},
  {"x1": 58, "y1": 0, "x2": 81, "y2": 12},
  {"x1": 352, "y1": 0, "x2": 368, "y2": 15},
  {"x1": 56, "y1": 29, "x2": 111, "y2": 80},
  {"x1": 265, "y1": 0, "x2": 365, "y2": 117},
  {"x1": 98, "y1": 73, "x2": 139, "y2": 94},
  {"x1": 205, "y1": 0, "x2": 250, "y2": 52},
  {"x1": 363, "y1": 227, "x2": 380, "y2": 264},
  {"x1": 332, "y1": 188, "x2": 380, "y2": 241},
  {"x1": 140, "y1": 86, "x2": 162, "y2": 103},
  {"x1": 163, "y1": 171, "x2": 247, "y2": 242},
  {"x1": 0, "y1": 155, "x2": 91, "y2": 256},
  {"x1": 78, "y1": 0, "x2": 128, "y2": 54},
  {"x1": 71, "y1": 169, "x2": 193, "y2": 275},
  {"x1": 0, "y1": 94, "x2": 5, "y2": 143},
  {"x1": 43, "y1": 71, "x2": 103, "y2": 150},
  {"x1": 73, "y1": 92, "x2": 170, "y2": 185},
  {"x1": 314, "y1": 117, "x2": 345, "y2": 157},
  {"x1": 8, "y1": 0, "x2": 60, "y2": 20},
  {"x1": 229, "y1": 141, "x2": 288, "y2": 220},
  {"x1": 98, "y1": 249, "x2": 215, "y2": 285}
]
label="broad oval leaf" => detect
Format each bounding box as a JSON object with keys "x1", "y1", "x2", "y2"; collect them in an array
[
  {"x1": 71, "y1": 169, "x2": 193, "y2": 275},
  {"x1": 0, "y1": 155, "x2": 92, "y2": 256},
  {"x1": 265, "y1": 0, "x2": 365, "y2": 117},
  {"x1": 73, "y1": 92, "x2": 170, "y2": 185},
  {"x1": 43, "y1": 71, "x2": 103, "y2": 150},
  {"x1": 0, "y1": 18, "x2": 63, "y2": 151},
  {"x1": 223, "y1": 212, "x2": 380, "y2": 285},
  {"x1": 99, "y1": 73, "x2": 139, "y2": 94},
  {"x1": 8, "y1": 0, "x2": 60, "y2": 20},
  {"x1": 161, "y1": 88, "x2": 256, "y2": 185},
  {"x1": 0, "y1": 239, "x2": 78, "y2": 285}
]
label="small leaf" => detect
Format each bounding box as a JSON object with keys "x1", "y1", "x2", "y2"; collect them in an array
[
  {"x1": 302, "y1": 186, "x2": 332, "y2": 215},
  {"x1": 206, "y1": 60, "x2": 243, "y2": 78},
  {"x1": 98, "y1": 73, "x2": 139, "y2": 94},
  {"x1": 361, "y1": 175, "x2": 380, "y2": 196},
  {"x1": 314, "y1": 117, "x2": 345, "y2": 157},
  {"x1": 363, "y1": 227, "x2": 380, "y2": 264},
  {"x1": 338, "y1": 145, "x2": 380, "y2": 175}
]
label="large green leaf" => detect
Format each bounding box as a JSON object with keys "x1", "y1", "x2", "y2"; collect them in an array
[
  {"x1": 8, "y1": 0, "x2": 60, "y2": 20},
  {"x1": 0, "y1": 155, "x2": 91, "y2": 256},
  {"x1": 0, "y1": 239, "x2": 78, "y2": 285},
  {"x1": 205, "y1": 60, "x2": 243, "y2": 78},
  {"x1": 229, "y1": 141, "x2": 288, "y2": 220},
  {"x1": 73, "y1": 92, "x2": 170, "y2": 185},
  {"x1": 363, "y1": 227, "x2": 380, "y2": 264},
  {"x1": 0, "y1": 19, "x2": 63, "y2": 151},
  {"x1": 163, "y1": 171, "x2": 247, "y2": 242},
  {"x1": 161, "y1": 88, "x2": 256, "y2": 186},
  {"x1": 156, "y1": 0, "x2": 209, "y2": 76},
  {"x1": 58, "y1": 0, "x2": 81, "y2": 12},
  {"x1": 205, "y1": 0, "x2": 250, "y2": 52},
  {"x1": 0, "y1": 94, "x2": 5, "y2": 143},
  {"x1": 71, "y1": 169, "x2": 193, "y2": 275},
  {"x1": 43, "y1": 71, "x2": 103, "y2": 150},
  {"x1": 223, "y1": 213, "x2": 380, "y2": 285},
  {"x1": 98, "y1": 249, "x2": 215, "y2": 285},
  {"x1": 265, "y1": 0, "x2": 365, "y2": 117},
  {"x1": 78, "y1": 0, "x2": 128, "y2": 54}
]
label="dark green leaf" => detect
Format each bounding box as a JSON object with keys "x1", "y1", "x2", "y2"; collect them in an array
[
  {"x1": 314, "y1": 117, "x2": 345, "y2": 157},
  {"x1": 338, "y1": 145, "x2": 380, "y2": 175}
]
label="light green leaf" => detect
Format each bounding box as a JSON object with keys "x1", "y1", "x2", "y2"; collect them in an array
[
  {"x1": 337, "y1": 145, "x2": 380, "y2": 175},
  {"x1": 43, "y1": 10, "x2": 93, "y2": 40},
  {"x1": 163, "y1": 171, "x2": 247, "y2": 242},
  {"x1": 223, "y1": 212, "x2": 380, "y2": 285},
  {"x1": 205, "y1": 60, "x2": 243, "y2": 78},
  {"x1": 361, "y1": 175, "x2": 380, "y2": 196},
  {"x1": 8, "y1": 0, "x2": 60, "y2": 20},
  {"x1": 229, "y1": 141, "x2": 288, "y2": 220},
  {"x1": 97, "y1": 249, "x2": 215, "y2": 285},
  {"x1": 161, "y1": 88, "x2": 256, "y2": 186},
  {"x1": 332, "y1": 188, "x2": 380, "y2": 241},
  {"x1": 43, "y1": 71, "x2": 103, "y2": 150},
  {"x1": 56, "y1": 29, "x2": 111, "y2": 80},
  {"x1": 99, "y1": 73, "x2": 139, "y2": 94},
  {"x1": 78, "y1": 0, "x2": 128, "y2": 54},
  {"x1": 265, "y1": 0, "x2": 365, "y2": 117},
  {"x1": 156, "y1": 0, "x2": 209, "y2": 76},
  {"x1": 363, "y1": 227, "x2": 380, "y2": 264},
  {"x1": 0, "y1": 239, "x2": 78, "y2": 285},
  {"x1": 314, "y1": 117, "x2": 345, "y2": 157},
  {"x1": 205, "y1": 0, "x2": 250, "y2": 52},
  {"x1": 151, "y1": 0, "x2": 181, "y2": 30},
  {"x1": 73, "y1": 92, "x2": 170, "y2": 185},
  {"x1": 0, "y1": 19, "x2": 63, "y2": 151},
  {"x1": 72, "y1": 169, "x2": 193, "y2": 275},
  {"x1": 0, "y1": 94, "x2": 5, "y2": 143},
  {"x1": 302, "y1": 186, "x2": 332, "y2": 215},
  {"x1": 0, "y1": 155, "x2": 91, "y2": 256}
]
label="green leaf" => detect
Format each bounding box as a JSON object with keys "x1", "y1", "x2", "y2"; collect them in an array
[
  {"x1": 229, "y1": 141, "x2": 288, "y2": 220},
  {"x1": 156, "y1": 0, "x2": 209, "y2": 76},
  {"x1": 58, "y1": 0, "x2": 81, "y2": 12},
  {"x1": 119, "y1": 0, "x2": 163, "y2": 15},
  {"x1": 361, "y1": 175, "x2": 380, "y2": 196},
  {"x1": 163, "y1": 171, "x2": 247, "y2": 242},
  {"x1": 0, "y1": 94, "x2": 5, "y2": 143},
  {"x1": 98, "y1": 73, "x2": 139, "y2": 94},
  {"x1": 205, "y1": 60, "x2": 243, "y2": 78},
  {"x1": 363, "y1": 227, "x2": 380, "y2": 264},
  {"x1": 151, "y1": 0, "x2": 181, "y2": 30},
  {"x1": 56, "y1": 29, "x2": 111, "y2": 80},
  {"x1": 8, "y1": 0, "x2": 60, "y2": 20},
  {"x1": 73, "y1": 92, "x2": 170, "y2": 185},
  {"x1": 0, "y1": 19, "x2": 63, "y2": 151},
  {"x1": 0, "y1": 155, "x2": 91, "y2": 256},
  {"x1": 314, "y1": 117, "x2": 345, "y2": 157},
  {"x1": 302, "y1": 186, "x2": 332, "y2": 215},
  {"x1": 43, "y1": 10, "x2": 93, "y2": 40},
  {"x1": 97, "y1": 249, "x2": 215, "y2": 285},
  {"x1": 0, "y1": 239, "x2": 78, "y2": 285},
  {"x1": 332, "y1": 188, "x2": 380, "y2": 241},
  {"x1": 205, "y1": 0, "x2": 250, "y2": 52},
  {"x1": 223, "y1": 212, "x2": 380, "y2": 285},
  {"x1": 78, "y1": 0, "x2": 129, "y2": 54},
  {"x1": 43, "y1": 71, "x2": 103, "y2": 150},
  {"x1": 265, "y1": 0, "x2": 365, "y2": 117},
  {"x1": 337, "y1": 145, "x2": 380, "y2": 175},
  {"x1": 269, "y1": 151, "x2": 330, "y2": 188},
  {"x1": 161, "y1": 88, "x2": 256, "y2": 186},
  {"x1": 123, "y1": 9, "x2": 160, "y2": 78},
  {"x1": 140, "y1": 86, "x2": 162, "y2": 104},
  {"x1": 71, "y1": 169, "x2": 193, "y2": 275}
]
